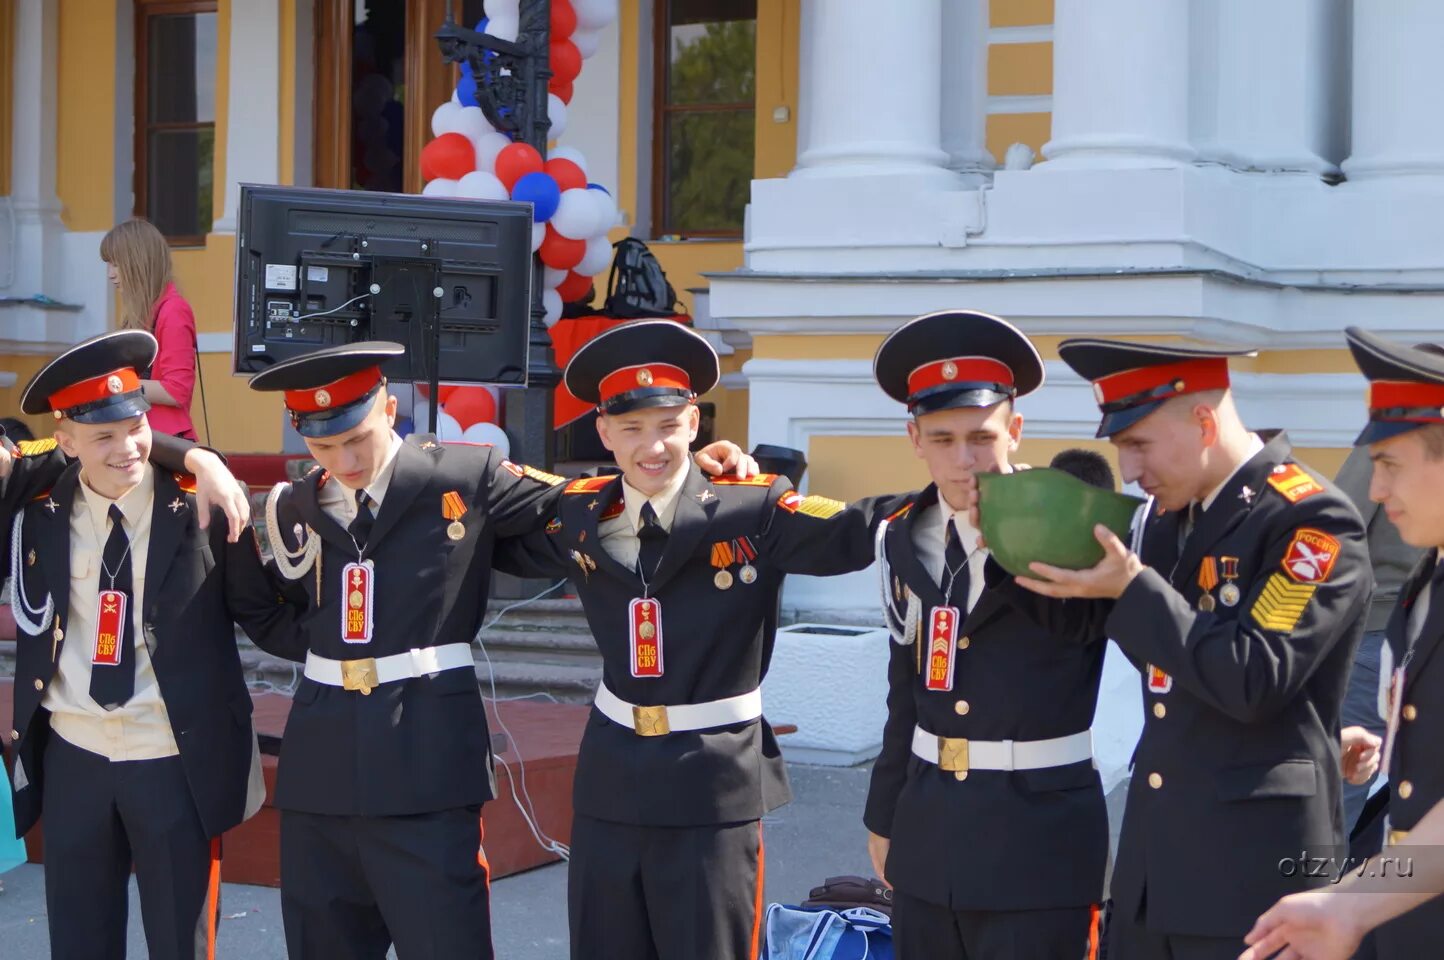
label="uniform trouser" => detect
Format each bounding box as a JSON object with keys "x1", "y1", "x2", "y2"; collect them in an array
[
  {"x1": 1105, "y1": 901, "x2": 1245, "y2": 960},
  {"x1": 1371, "y1": 894, "x2": 1444, "y2": 959},
  {"x1": 280, "y1": 806, "x2": 493, "y2": 960},
  {"x1": 41, "y1": 733, "x2": 221, "y2": 960},
  {"x1": 568, "y1": 814, "x2": 765, "y2": 960},
  {"x1": 1340, "y1": 629, "x2": 1388, "y2": 831},
  {"x1": 891, "y1": 889, "x2": 1100, "y2": 960}
]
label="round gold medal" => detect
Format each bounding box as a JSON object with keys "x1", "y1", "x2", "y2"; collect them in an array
[
  {"x1": 1197, "y1": 593, "x2": 1216, "y2": 612},
  {"x1": 447, "y1": 521, "x2": 466, "y2": 540},
  {"x1": 714, "y1": 569, "x2": 734, "y2": 590},
  {"x1": 739, "y1": 564, "x2": 758, "y2": 585}
]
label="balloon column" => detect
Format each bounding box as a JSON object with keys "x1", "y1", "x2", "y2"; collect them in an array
[
  {"x1": 421, "y1": 0, "x2": 620, "y2": 335},
  {"x1": 403, "y1": 384, "x2": 511, "y2": 455}
]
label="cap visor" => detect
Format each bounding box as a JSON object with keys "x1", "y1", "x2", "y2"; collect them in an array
[
  {"x1": 1095, "y1": 402, "x2": 1163, "y2": 439},
  {"x1": 911, "y1": 387, "x2": 1014, "y2": 417},
  {"x1": 1354, "y1": 419, "x2": 1432, "y2": 446},
  {"x1": 602, "y1": 391, "x2": 694, "y2": 416},
  {"x1": 295, "y1": 398, "x2": 376, "y2": 438},
  {"x1": 69, "y1": 395, "x2": 152, "y2": 425}
]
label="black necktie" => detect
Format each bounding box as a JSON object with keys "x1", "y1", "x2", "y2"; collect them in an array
[
  {"x1": 942, "y1": 518, "x2": 971, "y2": 606},
  {"x1": 90, "y1": 504, "x2": 136, "y2": 710},
  {"x1": 637, "y1": 502, "x2": 667, "y2": 582},
  {"x1": 348, "y1": 489, "x2": 375, "y2": 551}
]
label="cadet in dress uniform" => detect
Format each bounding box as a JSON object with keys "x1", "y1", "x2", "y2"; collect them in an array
[
  {"x1": 1011, "y1": 340, "x2": 1371, "y2": 960},
  {"x1": 495, "y1": 320, "x2": 892, "y2": 960},
  {"x1": 865, "y1": 311, "x2": 1111, "y2": 960},
  {"x1": 4, "y1": 330, "x2": 288, "y2": 960},
  {"x1": 245, "y1": 341, "x2": 752, "y2": 960}
]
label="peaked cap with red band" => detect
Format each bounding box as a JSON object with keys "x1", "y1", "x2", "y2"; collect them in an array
[
  {"x1": 874, "y1": 310, "x2": 1044, "y2": 415},
  {"x1": 1058, "y1": 338, "x2": 1257, "y2": 438},
  {"x1": 247, "y1": 341, "x2": 405, "y2": 438},
  {"x1": 564, "y1": 319, "x2": 719, "y2": 416},
  {"x1": 21, "y1": 330, "x2": 156, "y2": 424},
  {"x1": 1345, "y1": 326, "x2": 1444, "y2": 445}
]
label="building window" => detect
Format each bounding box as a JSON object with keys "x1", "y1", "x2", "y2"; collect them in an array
[
  {"x1": 135, "y1": 1, "x2": 218, "y2": 244},
  {"x1": 653, "y1": 0, "x2": 756, "y2": 238}
]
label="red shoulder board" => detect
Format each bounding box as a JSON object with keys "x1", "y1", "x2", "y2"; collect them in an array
[
  {"x1": 885, "y1": 502, "x2": 914, "y2": 523},
  {"x1": 565, "y1": 475, "x2": 614, "y2": 495},
  {"x1": 174, "y1": 473, "x2": 198, "y2": 494},
  {"x1": 1267, "y1": 463, "x2": 1324, "y2": 504},
  {"x1": 712, "y1": 473, "x2": 777, "y2": 487},
  {"x1": 15, "y1": 438, "x2": 58, "y2": 458}
]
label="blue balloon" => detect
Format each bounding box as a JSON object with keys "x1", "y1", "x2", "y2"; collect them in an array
[
  {"x1": 511, "y1": 172, "x2": 562, "y2": 222},
  {"x1": 457, "y1": 62, "x2": 479, "y2": 107},
  {"x1": 395, "y1": 416, "x2": 414, "y2": 438},
  {"x1": 586, "y1": 182, "x2": 611, "y2": 195}
]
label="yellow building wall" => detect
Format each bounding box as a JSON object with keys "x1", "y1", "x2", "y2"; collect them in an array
[{"x1": 985, "y1": 0, "x2": 1054, "y2": 163}]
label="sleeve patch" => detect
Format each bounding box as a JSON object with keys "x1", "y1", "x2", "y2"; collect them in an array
[
  {"x1": 1250, "y1": 572, "x2": 1318, "y2": 632},
  {"x1": 522, "y1": 464, "x2": 566, "y2": 486},
  {"x1": 15, "y1": 438, "x2": 58, "y2": 458},
  {"x1": 712, "y1": 473, "x2": 777, "y2": 487},
  {"x1": 1281, "y1": 528, "x2": 1341, "y2": 583},
  {"x1": 1267, "y1": 463, "x2": 1325, "y2": 504},
  {"x1": 778, "y1": 492, "x2": 847, "y2": 519}
]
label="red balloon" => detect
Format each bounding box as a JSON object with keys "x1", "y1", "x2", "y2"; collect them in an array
[
  {"x1": 442, "y1": 386, "x2": 497, "y2": 430},
  {"x1": 548, "y1": 76, "x2": 575, "y2": 105},
  {"x1": 556, "y1": 270, "x2": 592, "y2": 303},
  {"x1": 539, "y1": 226, "x2": 586, "y2": 271},
  {"x1": 494, "y1": 142, "x2": 544, "y2": 191},
  {"x1": 420, "y1": 132, "x2": 476, "y2": 182},
  {"x1": 544, "y1": 158, "x2": 587, "y2": 192},
  {"x1": 550, "y1": 39, "x2": 582, "y2": 85},
  {"x1": 550, "y1": 0, "x2": 577, "y2": 39},
  {"x1": 414, "y1": 384, "x2": 459, "y2": 403}
]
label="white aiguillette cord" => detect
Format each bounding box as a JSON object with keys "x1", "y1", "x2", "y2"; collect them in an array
[
  {"x1": 9, "y1": 515, "x2": 53, "y2": 634},
  {"x1": 265, "y1": 482, "x2": 320, "y2": 580}
]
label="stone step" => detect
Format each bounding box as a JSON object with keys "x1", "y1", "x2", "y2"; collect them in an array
[{"x1": 475, "y1": 658, "x2": 601, "y2": 705}]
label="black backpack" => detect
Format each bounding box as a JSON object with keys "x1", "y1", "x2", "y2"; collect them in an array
[{"x1": 603, "y1": 237, "x2": 678, "y2": 318}]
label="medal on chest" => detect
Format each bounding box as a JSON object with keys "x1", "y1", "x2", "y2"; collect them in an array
[
  {"x1": 1219, "y1": 556, "x2": 1241, "y2": 606},
  {"x1": 341, "y1": 560, "x2": 376, "y2": 644},
  {"x1": 92, "y1": 590, "x2": 127, "y2": 666},
  {"x1": 924, "y1": 606, "x2": 961, "y2": 692},
  {"x1": 629, "y1": 597, "x2": 664, "y2": 677},
  {"x1": 1197, "y1": 557, "x2": 1219, "y2": 612},
  {"x1": 1380, "y1": 665, "x2": 1406, "y2": 780}
]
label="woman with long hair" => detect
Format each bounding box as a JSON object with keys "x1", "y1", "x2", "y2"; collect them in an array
[{"x1": 100, "y1": 218, "x2": 199, "y2": 440}]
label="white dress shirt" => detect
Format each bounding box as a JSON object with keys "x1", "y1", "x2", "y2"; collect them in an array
[
  {"x1": 319, "y1": 431, "x2": 405, "y2": 527},
  {"x1": 599, "y1": 467, "x2": 690, "y2": 572},
  {"x1": 911, "y1": 492, "x2": 988, "y2": 613}
]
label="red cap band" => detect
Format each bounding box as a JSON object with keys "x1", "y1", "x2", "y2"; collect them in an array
[
  {"x1": 284, "y1": 366, "x2": 384, "y2": 414},
  {"x1": 1369, "y1": 380, "x2": 1444, "y2": 414},
  {"x1": 598, "y1": 363, "x2": 692, "y2": 406},
  {"x1": 906, "y1": 356, "x2": 1014, "y2": 399},
  {"x1": 48, "y1": 367, "x2": 142, "y2": 414},
  {"x1": 1092, "y1": 358, "x2": 1231, "y2": 409}
]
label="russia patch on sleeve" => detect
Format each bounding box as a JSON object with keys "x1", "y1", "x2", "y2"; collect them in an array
[{"x1": 1281, "y1": 528, "x2": 1341, "y2": 584}]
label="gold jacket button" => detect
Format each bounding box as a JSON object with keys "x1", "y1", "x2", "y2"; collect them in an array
[
  {"x1": 1152, "y1": 703, "x2": 1166, "y2": 719},
  {"x1": 1403, "y1": 704, "x2": 1418, "y2": 722},
  {"x1": 33, "y1": 678, "x2": 43, "y2": 691},
  {"x1": 954, "y1": 700, "x2": 970, "y2": 716},
  {"x1": 1148, "y1": 772, "x2": 1163, "y2": 789},
  {"x1": 53, "y1": 627, "x2": 63, "y2": 642},
  {"x1": 1399, "y1": 780, "x2": 1414, "y2": 799},
  {"x1": 9, "y1": 730, "x2": 18, "y2": 742},
  {"x1": 954, "y1": 770, "x2": 968, "y2": 781},
  {"x1": 957, "y1": 636, "x2": 970, "y2": 650}
]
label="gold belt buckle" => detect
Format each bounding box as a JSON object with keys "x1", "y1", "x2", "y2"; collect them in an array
[
  {"x1": 1388, "y1": 828, "x2": 1410, "y2": 847},
  {"x1": 632, "y1": 704, "x2": 671, "y2": 737},
  {"x1": 341, "y1": 658, "x2": 379, "y2": 696},
  {"x1": 938, "y1": 736, "x2": 970, "y2": 773}
]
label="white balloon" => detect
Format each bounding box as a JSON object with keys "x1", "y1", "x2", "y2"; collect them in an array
[
  {"x1": 531, "y1": 221, "x2": 547, "y2": 252},
  {"x1": 462, "y1": 421, "x2": 510, "y2": 456},
  {"x1": 573, "y1": 0, "x2": 618, "y2": 32},
  {"x1": 451, "y1": 89, "x2": 462, "y2": 106},
  {"x1": 577, "y1": 234, "x2": 614, "y2": 276},
  {"x1": 431, "y1": 100, "x2": 463, "y2": 137},
  {"x1": 471, "y1": 131, "x2": 512, "y2": 173},
  {"x1": 548, "y1": 145, "x2": 589, "y2": 175},
  {"x1": 422, "y1": 178, "x2": 460, "y2": 198},
  {"x1": 543, "y1": 266, "x2": 568, "y2": 289},
  {"x1": 551, "y1": 188, "x2": 602, "y2": 240},
  {"x1": 435, "y1": 410, "x2": 464, "y2": 441},
  {"x1": 484, "y1": 0, "x2": 520, "y2": 19},
  {"x1": 588, "y1": 189, "x2": 619, "y2": 232},
  {"x1": 542, "y1": 289, "x2": 563, "y2": 327},
  {"x1": 412, "y1": 398, "x2": 434, "y2": 433},
  {"x1": 451, "y1": 105, "x2": 494, "y2": 140},
  {"x1": 483, "y1": 15, "x2": 519, "y2": 43},
  {"x1": 456, "y1": 170, "x2": 510, "y2": 200},
  {"x1": 547, "y1": 94, "x2": 568, "y2": 139},
  {"x1": 572, "y1": 28, "x2": 602, "y2": 59}
]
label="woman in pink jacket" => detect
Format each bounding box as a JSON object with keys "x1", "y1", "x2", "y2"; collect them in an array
[{"x1": 100, "y1": 218, "x2": 199, "y2": 439}]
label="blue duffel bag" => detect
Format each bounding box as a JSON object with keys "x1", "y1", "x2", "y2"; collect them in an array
[{"x1": 762, "y1": 903, "x2": 893, "y2": 960}]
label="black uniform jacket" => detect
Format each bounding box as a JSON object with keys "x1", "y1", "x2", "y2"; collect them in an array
[
  {"x1": 250, "y1": 435, "x2": 564, "y2": 817},
  {"x1": 1372, "y1": 553, "x2": 1444, "y2": 956},
  {"x1": 863, "y1": 484, "x2": 1111, "y2": 912},
  {"x1": 1102, "y1": 431, "x2": 1370, "y2": 937},
  {"x1": 496, "y1": 467, "x2": 889, "y2": 827},
  {"x1": 6, "y1": 462, "x2": 292, "y2": 839}
]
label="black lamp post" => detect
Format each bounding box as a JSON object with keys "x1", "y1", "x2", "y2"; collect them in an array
[{"x1": 436, "y1": 1, "x2": 557, "y2": 470}]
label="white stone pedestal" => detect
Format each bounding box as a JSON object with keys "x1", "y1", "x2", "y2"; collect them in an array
[{"x1": 763, "y1": 623, "x2": 891, "y2": 766}]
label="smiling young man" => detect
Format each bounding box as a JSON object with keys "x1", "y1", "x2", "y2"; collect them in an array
[
  {"x1": 496, "y1": 319, "x2": 892, "y2": 960},
  {"x1": 1237, "y1": 328, "x2": 1444, "y2": 960},
  {"x1": 864, "y1": 311, "x2": 1111, "y2": 960},
  {"x1": 4, "y1": 330, "x2": 289, "y2": 960},
  {"x1": 1009, "y1": 339, "x2": 1371, "y2": 960}
]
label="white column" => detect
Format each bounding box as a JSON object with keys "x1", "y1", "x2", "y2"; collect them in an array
[
  {"x1": 790, "y1": 0, "x2": 957, "y2": 188},
  {"x1": 940, "y1": 0, "x2": 994, "y2": 182},
  {"x1": 213, "y1": 0, "x2": 282, "y2": 232},
  {"x1": 1190, "y1": 0, "x2": 1347, "y2": 176},
  {"x1": 1342, "y1": 0, "x2": 1444, "y2": 184},
  {"x1": 1040, "y1": 0, "x2": 1192, "y2": 169}
]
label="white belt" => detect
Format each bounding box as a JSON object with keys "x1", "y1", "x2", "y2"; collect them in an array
[
  {"x1": 304, "y1": 644, "x2": 474, "y2": 694},
  {"x1": 911, "y1": 725, "x2": 1094, "y2": 773},
  {"x1": 593, "y1": 682, "x2": 763, "y2": 737}
]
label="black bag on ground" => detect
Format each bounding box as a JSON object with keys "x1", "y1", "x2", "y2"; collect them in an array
[
  {"x1": 801, "y1": 875, "x2": 894, "y2": 917},
  {"x1": 603, "y1": 237, "x2": 678, "y2": 318}
]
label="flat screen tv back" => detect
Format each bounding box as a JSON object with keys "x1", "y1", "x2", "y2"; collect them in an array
[{"x1": 233, "y1": 184, "x2": 534, "y2": 387}]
